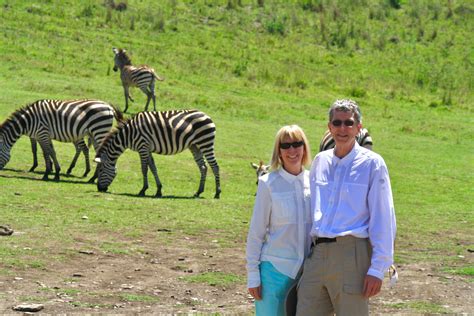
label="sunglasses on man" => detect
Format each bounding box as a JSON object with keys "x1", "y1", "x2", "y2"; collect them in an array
[
  {"x1": 331, "y1": 119, "x2": 356, "y2": 127},
  {"x1": 280, "y1": 141, "x2": 304, "y2": 149}
]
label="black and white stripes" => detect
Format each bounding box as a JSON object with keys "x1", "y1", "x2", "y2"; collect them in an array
[
  {"x1": 319, "y1": 128, "x2": 373, "y2": 152},
  {"x1": 95, "y1": 110, "x2": 221, "y2": 198},
  {"x1": 0, "y1": 99, "x2": 122, "y2": 181},
  {"x1": 113, "y1": 48, "x2": 164, "y2": 113}
]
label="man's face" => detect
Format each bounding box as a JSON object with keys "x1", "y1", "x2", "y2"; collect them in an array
[{"x1": 328, "y1": 111, "x2": 361, "y2": 147}]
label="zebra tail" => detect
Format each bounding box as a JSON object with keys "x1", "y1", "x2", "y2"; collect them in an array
[{"x1": 154, "y1": 72, "x2": 165, "y2": 81}]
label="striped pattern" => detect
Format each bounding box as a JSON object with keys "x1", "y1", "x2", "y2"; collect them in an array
[
  {"x1": 0, "y1": 99, "x2": 122, "y2": 181},
  {"x1": 96, "y1": 110, "x2": 221, "y2": 198},
  {"x1": 319, "y1": 128, "x2": 373, "y2": 152},
  {"x1": 113, "y1": 48, "x2": 164, "y2": 113},
  {"x1": 29, "y1": 137, "x2": 92, "y2": 177}
]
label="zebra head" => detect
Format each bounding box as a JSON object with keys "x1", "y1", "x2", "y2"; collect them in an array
[
  {"x1": 0, "y1": 132, "x2": 12, "y2": 170},
  {"x1": 112, "y1": 47, "x2": 131, "y2": 72},
  {"x1": 251, "y1": 161, "x2": 270, "y2": 185},
  {"x1": 95, "y1": 155, "x2": 117, "y2": 193}
]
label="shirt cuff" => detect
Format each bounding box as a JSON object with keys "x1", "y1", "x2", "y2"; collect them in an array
[
  {"x1": 367, "y1": 267, "x2": 385, "y2": 281},
  {"x1": 247, "y1": 270, "x2": 261, "y2": 288}
]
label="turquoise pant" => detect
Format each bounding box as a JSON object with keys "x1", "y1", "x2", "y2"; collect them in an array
[{"x1": 255, "y1": 261, "x2": 296, "y2": 316}]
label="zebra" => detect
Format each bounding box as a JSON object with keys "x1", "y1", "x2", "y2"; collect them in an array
[
  {"x1": 112, "y1": 47, "x2": 164, "y2": 113},
  {"x1": 319, "y1": 128, "x2": 373, "y2": 152},
  {"x1": 29, "y1": 137, "x2": 92, "y2": 177},
  {"x1": 95, "y1": 110, "x2": 221, "y2": 199},
  {"x1": 250, "y1": 160, "x2": 270, "y2": 185},
  {"x1": 0, "y1": 99, "x2": 123, "y2": 182}
]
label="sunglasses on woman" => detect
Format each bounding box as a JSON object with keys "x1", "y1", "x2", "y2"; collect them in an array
[
  {"x1": 280, "y1": 141, "x2": 304, "y2": 149},
  {"x1": 331, "y1": 119, "x2": 355, "y2": 127}
]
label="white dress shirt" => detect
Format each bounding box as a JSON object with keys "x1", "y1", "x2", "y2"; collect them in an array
[
  {"x1": 310, "y1": 142, "x2": 396, "y2": 280},
  {"x1": 246, "y1": 168, "x2": 312, "y2": 288}
]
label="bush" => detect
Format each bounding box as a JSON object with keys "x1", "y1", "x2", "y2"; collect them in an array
[{"x1": 265, "y1": 16, "x2": 287, "y2": 35}]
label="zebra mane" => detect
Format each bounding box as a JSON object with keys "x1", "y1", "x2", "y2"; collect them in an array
[
  {"x1": 97, "y1": 117, "x2": 130, "y2": 156},
  {"x1": 0, "y1": 103, "x2": 35, "y2": 129},
  {"x1": 118, "y1": 48, "x2": 132, "y2": 66}
]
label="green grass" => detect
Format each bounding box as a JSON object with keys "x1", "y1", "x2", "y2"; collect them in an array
[
  {"x1": 442, "y1": 266, "x2": 474, "y2": 277},
  {"x1": 388, "y1": 300, "x2": 450, "y2": 314},
  {"x1": 0, "y1": 0, "x2": 473, "y2": 313},
  {"x1": 119, "y1": 293, "x2": 159, "y2": 303}
]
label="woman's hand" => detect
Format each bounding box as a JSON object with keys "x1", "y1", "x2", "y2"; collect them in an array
[{"x1": 248, "y1": 286, "x2": 262, "y2": 300}]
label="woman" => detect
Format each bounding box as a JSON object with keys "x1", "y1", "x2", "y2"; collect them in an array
[{"x1": 246, "y1": 125, "x2": 313, "y2": 315}]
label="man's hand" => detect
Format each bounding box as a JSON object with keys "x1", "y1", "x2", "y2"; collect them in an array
[
  {"x1": 248, "y1": 286, "x2": 262, "y2": 300},
  {"x1": 363, "y1": 275, "x2": 382, "y2": 298}
]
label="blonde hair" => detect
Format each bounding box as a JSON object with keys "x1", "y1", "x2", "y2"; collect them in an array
[{"x1": 270, "y1": 125, "x2": 311, "y2": 171}]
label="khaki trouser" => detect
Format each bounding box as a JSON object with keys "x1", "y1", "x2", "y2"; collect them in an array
[{"x1": 296, "y1": 236, "x2": 371, "y2": 316}]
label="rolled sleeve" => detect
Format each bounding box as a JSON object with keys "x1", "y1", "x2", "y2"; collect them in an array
[{"x1": 367, "y1": 162, "x2": 397, "y2": 280}]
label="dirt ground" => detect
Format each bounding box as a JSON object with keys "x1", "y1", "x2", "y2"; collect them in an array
[{"x1": 0, "y1": 234, "x2": 472, "y2": 315}]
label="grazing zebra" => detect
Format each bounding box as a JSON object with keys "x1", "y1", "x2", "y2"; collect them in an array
[
  {"x1": 319, "y1": 128, "x2": 373, "y2": 152},
  {"x1": 113, "y1": 47, "x2": 164, "y2": 113},
  {"x1": 29, "y1": 137, "x2": 92, "y2": 177},
  {"x1": 95, "y1": 110, "x2": 221, "y2": 199},
  {"x1": 0, "y1": 99, "x2": 123, "y2": 182}
]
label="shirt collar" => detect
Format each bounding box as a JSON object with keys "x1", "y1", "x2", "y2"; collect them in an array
[
  {"x1": 279, "y1": 167, "x2": 306, "y2": 183},
  {"x1": 331, "y1": 142, "x2": 360, "y2": 166}
]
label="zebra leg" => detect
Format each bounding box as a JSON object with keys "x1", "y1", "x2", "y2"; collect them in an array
[
  {"x1": 142, "y1": 86, "x2": 152, "y2": 111},
  {"x1": 87, "y1": 137, "x2": 100, "y2": 183},
  {"x1": 82, "y1": 142, "x2": 91, "y2": 177},
  {"x1": 203, "y1": 148, "x2": 221, "y2": 199},
  {"x1": 150, "y1": 81, "x2": 156, "y2": 111},
  {"x1": 190, "y1": 145, "x2": 207, "y2": 198},
  {"x1": 66, "y1": 140, "x2": 83, "y2": 175},
  {"x1": 38, "y1": 138, "x2": 61, "y2": 181},
  {"x1": 147, "y1": 154, "x2": 162, "y2": 198},
  {"x1": 123, "y1": 86, "x2": 131, "y2": 113},
  {"x1": 138, "y1": 151, "x2": 150, "y2": 196},
  {"x1": 29, "y1": 137, "x2": 39, "y2": 172}
]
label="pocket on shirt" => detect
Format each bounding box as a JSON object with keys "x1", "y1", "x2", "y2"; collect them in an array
[
  {"x1": 271, "y1": 192, "x2": 296, "y2": 224},
  {"x1": 342, "y1": 182, "x2": 369, "y2": 213}
]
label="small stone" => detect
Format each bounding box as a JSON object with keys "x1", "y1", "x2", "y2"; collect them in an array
[
  {"x1": 78, "y1": 250, "x2": 94, "y2": 255},
  {"x1": 72, "y1": 273, "x2": 83, "y2": 277},
  {"x1": 12, "y1": 304, "x2": 44, "y2": 312},
  {"x1": 82, "y1": 216, "x2": 88, "y2": 220}
]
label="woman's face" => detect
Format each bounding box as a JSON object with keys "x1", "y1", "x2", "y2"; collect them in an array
[{"x1": 279, "y1": 136, "x2": 305, "y2": 175}]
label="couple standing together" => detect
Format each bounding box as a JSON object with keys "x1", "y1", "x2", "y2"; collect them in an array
[{"x1": 246, "y1": 99, "x2": 397, "y2": 316}]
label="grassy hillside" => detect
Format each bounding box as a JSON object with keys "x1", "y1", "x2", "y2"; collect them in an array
[{"x1": 0, "y1": 0, "x2": 473, "y2": 313}]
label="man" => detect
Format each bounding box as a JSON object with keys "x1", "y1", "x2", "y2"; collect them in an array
[{"x1": 296, "y1": 99, "x2": 396, "y2": 316}]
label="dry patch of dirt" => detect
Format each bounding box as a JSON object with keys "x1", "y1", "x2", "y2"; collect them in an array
[{"x1": 0, "y1": 235, "x2": 472, "y2": 314}]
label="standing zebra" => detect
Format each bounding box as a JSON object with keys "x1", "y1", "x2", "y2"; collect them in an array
[
  {"x1": 319, "y1": 128, "x2": 373, "y2": 152},
  {"x1": 95, "y1": 110, "x2": 221, "y2": 199},
  {"x1": 0, "y1": 99, "x2": 122, "y2": 182},
  {"x1": 29, "y1": 137, "x2": 92, "y2": 177},
  {"x1": 113, "y1": 47, "x2": 164, "y2": 113}
]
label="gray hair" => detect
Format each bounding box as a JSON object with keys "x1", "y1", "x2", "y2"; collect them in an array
[{"x1": 328, "y1": 99, "x2": 362, "y2": 123}]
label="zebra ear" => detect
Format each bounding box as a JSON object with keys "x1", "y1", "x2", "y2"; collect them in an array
[
  {"x1": 94, "y1": 157, "x2": 101, "y2": 164},
  {"x1": 251, "y1": 162, "x2": 259, "y2": 169},
  {"x1": 112, "y1": 47, "x2": 118, "y2": 54}
]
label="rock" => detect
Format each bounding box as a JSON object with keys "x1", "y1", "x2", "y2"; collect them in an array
[
  {"x1": 0, "y1": 226, "x2": 14, "y2": 236},
  {"x1": 12, "y1": 303, "x2": 44, "y2": 312},
  {"x1": 78, "y1": 250, "x2": 94, "y2": 255}
]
